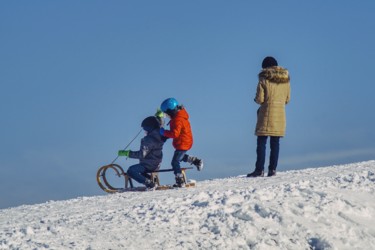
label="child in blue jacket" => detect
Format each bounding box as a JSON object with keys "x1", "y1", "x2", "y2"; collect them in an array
[{"x1": 118, "y1": 116, "x2": 165, "y2": 188}]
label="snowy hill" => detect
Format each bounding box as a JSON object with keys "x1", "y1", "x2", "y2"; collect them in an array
[{"x1": 1, "y1": 161, "x2": 375, "y2": 250}]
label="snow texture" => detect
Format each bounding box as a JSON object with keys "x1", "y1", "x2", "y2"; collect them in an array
[{"x1": 1, "y1": 161, "x2": 375, "y2": 250}]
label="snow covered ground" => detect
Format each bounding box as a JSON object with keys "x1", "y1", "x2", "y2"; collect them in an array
[{"x1": 1, "y1": 161, "x2": 375, "y2": 250}]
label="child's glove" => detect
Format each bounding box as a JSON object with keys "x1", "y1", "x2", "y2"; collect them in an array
[
  {"x1": 159, "y1": 128, "x2": 165, "y2": 136},
  {"x1": 155, "y1": 108, "x2": 164, "y2": 118},
  {"x1": 118, "y1": 150, "x2": 130, "y2": 157}
]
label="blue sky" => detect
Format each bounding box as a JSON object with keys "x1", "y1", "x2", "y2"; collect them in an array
[{"x1": 1, "y1": 1, "x2": 375, "y2": 209}]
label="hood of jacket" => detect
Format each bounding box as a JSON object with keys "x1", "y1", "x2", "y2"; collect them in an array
[
  {"x1": 175, "y1": 107, "x2": 190, "y2": 120},
  {"x1": 258, "y1": 66, "x2": 290, "y2": 84}
]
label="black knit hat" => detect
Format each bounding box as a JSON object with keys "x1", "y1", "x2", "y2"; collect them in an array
[
  {"x1": 141, "y1": 116, "x2": 160, "y2": 132},
  {"x1": 262, "y1": 56, "x2": 278, "y2": 68}
]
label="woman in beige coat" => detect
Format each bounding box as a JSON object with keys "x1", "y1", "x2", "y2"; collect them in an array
[{"x1": 247, "y1": 56, "x2": 290, "y2": 177}]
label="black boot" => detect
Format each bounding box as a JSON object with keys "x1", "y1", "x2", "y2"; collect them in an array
[
  {"x1": 192, "y1": 158, "x2": 204, "y2": 171},
  {"x1": 173, "y1": 174, "x2": 186, "y2": 188},
  {"x1": 185, "y1": 156, "x2": 204, "y2": 171},
  {"x1": 145, "y1": 179, "x2": 156, "y2": 189},
  {"x1": 247, "y1": 170, "x2": 264, "y2": 178},
  {"x1": 267, "y1": 169, "x2": 276, "y2": 177}
]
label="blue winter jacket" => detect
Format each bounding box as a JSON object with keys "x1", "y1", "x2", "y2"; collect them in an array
[{"x1": 128, "y1": 129, "x2": 165, "y2": 171}]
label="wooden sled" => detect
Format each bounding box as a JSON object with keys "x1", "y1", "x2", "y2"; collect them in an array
[{"x1": 96, "y1": 164, "x2": 196, "y2": 193}]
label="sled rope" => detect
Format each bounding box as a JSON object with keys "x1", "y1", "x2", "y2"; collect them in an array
[{"x1": 110, "y1": 128, "x2": 143, "y2": 164}]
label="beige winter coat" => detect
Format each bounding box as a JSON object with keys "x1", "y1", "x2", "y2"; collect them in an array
[{"x1": 254, "y1": 66, "x2": 290, "y2": 136}]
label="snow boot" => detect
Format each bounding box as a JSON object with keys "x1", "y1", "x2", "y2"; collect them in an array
[
  {"x1": 145, "y1": 179, "x2": 157, "y2": 190},
  {"x1": 247, "y1": 170, "x2": 264, "y2": 178},
  {"x1": 185, "y1": 156, "x2": 204, "y2": 171},
  {"x1": 173, "y1": 174, "x2": 186, "y2": 188},
  {"x1": 192, "y1": 158, "x2": 203, "y2": 171},
  {"x1": 267, "y1": 169, "x2": 276, "y2": 177}
]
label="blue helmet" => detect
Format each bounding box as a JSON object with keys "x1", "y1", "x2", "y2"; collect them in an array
[{"x1": 160, "y1": 98, "x2": 178, "y2": 112}]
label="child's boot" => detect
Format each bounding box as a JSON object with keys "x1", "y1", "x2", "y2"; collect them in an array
[
  {"x1": 145, "y1": 179, "x2": 156, "y2": 190},
  {"x1": 173, "y1": 173, "x2": 186, "y2": 188},
  {"x1": 192, "y1": 157, "x2": 203, "y2": 171},
  {"x1": 185, "y1": 156, "x2": 204, "y2": 171}
]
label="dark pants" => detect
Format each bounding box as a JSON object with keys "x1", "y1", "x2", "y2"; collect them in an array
[
  {"x1": 171, "y1": 150, "x2": 189, "y2": 175},
  {"x1": 255, "y1": 136, "x2": 280, "y2": 173},
  {"x1": 127, "y1": 164, "x2": 148, "y2": 184}
]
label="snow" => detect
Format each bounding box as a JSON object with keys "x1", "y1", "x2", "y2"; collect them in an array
[{"x1": 1, "y1": 161, "x2": 375, "y2": 250}]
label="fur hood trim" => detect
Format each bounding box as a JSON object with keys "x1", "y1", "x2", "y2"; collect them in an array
[{"x1": 259, "y1": 66, "x2": 290, "y2": 84}]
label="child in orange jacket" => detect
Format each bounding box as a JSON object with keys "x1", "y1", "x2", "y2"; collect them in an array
[{"x1": 159, "y1": 98, "x2": 203, "y2": 187}]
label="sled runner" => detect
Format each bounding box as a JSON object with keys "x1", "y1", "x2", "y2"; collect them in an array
[{"x1": 96, "y1": 164, "x2": 196, "y2": 193}]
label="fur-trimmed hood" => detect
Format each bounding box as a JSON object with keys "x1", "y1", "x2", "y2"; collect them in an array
[{"x1": 258, "y1": 66, "x2": 290, "y2": 84}]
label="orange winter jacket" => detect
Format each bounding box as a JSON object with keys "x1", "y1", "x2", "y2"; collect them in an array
[{"x1": 163, "y1": 108, "x2": 193, "y2": 150}]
